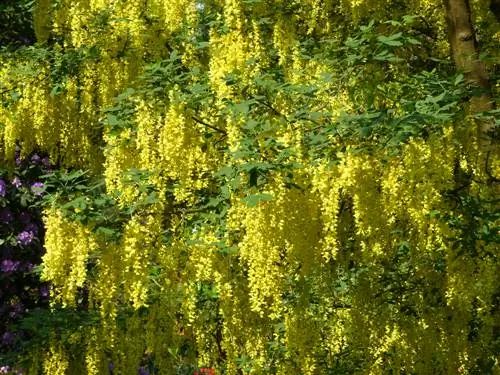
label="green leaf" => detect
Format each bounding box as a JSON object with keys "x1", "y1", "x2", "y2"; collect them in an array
[
  {"x1": 50, "y1": 84, "x2": 64, "y2": 97},
  {"x1": 241, "y1": 193, "x2": 274, "y2": 207},
  {"x1": 359, "y1": 126, "x2": 372, "y2": 137},
  {"x1": 107, "y1": 113, "x2": 121, "y2": 127},
  {"x1": 405, "y1": 37, "x2": 421, "y2": 45},
  {"x1": 10, "y1": 91, "x2": 20, "y2": 101},
  {"x1": 142, "y1": 192, "x2": 159, "y2": 205},
  {"x1": 374, "y1": 50, "x2": 394, "y2": 61},
  {"x1": 94, "y1": 226, "x2": 116, "y2": 237},
  {"x1": 233, "y1": 102, "x2": 250, "y2": 114},
  {"x1": 454, "y1": 74, "x2": 464, "y2": 85},
  {"x1": 215, "y1": 166, "x2": 236, "y2": 178},
  {"x1": 196, "y1": 41, "x2": 210, "y2": 49},
  {"x1": 319, "y1": 72, "x2": 334, "y2": 83},
  {"x1": 402, "y1": 15, "x2": 417, "y2": 24},
  {"x1": 377, "y1": 34, "x2": 403, "y2": 47},
  {"x1": 243, "y1": 119, "x2": 260, "y2": 130},
  {"x1": 116, "y1": 87, "x2": 135, "y2": 100},
  {"x1": 428, "y1": 210, "x2": 441, "y2": 218}
]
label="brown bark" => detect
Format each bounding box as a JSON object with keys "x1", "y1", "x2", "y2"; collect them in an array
[{"x1": 442, "y1": 0, "x2": 493, "y2": 142}]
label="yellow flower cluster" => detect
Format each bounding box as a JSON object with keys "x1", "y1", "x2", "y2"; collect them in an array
[
  {"x1": 122, "y1": 213, "x2": 162, "y2": 308},
  {"x1": 42, "y1": 208, "x2": 98, "y2": 307},
  {"x1": 159, "y1": 93, "x2": 214, "y2": 201},
  {"x1": 85, "y1": 328, "x2": 107, "y2": 375},
  {"x1": 42, "y1": 343, "x2": 69, "y2": 375},
  {"x1": 231, "y1": 176, "x2": 322, "y2": 316}
]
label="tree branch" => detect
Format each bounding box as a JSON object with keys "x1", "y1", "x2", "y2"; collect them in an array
[{"x1": 192, "y1": 116, "x2": 227, "y2": 135}]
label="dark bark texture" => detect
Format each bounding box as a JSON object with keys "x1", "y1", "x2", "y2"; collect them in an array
[{"x1": 443, "y1": 0, "x2": 494, "y2": 141}]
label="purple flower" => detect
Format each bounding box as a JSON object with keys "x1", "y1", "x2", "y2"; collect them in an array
[
  {"x1": 108, "y1": 362, "x2": 115, "y2": 374},
  {"x1": 42, "y1": 157, "x2": 50, "y2": 168},
  {"x1": 30, "y1": 154, "x2": 41, "y2": 163},
  {"x1": 17, "y1": 231, "x2": 34, "y2": 245},
  {"x1": 138, "y1": 368, "x2": 149, "y2": 375},
  {"x1": 0, "y1": 179, "x2": 6, "y2": 197},
  {"x1": 0, "y1": 208, "x2": 13, "y2": 224},
  {"x1": 39, "y1": 285, "x2": 49, "y2": 298},
  {"x1": 0, "y1": 366, "x2": 11, "y2": 374},
  {"x1": 1, "y1": 259, "x2": 20, "y2": 272},
  {"x1": 15, "y1": 156, "x2": 22, "y2": 166},
  {"x1": 11, "y1": 177, "x2": 22, "y2": 188},
  {"x1": 30, "y1": 182, "x2": 44, "y2": 196}
]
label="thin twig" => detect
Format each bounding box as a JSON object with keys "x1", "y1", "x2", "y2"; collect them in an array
[
  {"x1": 255, "y1": 97, "x2": 286, "y2": 119},
  {"x1": 0, "y1": 88, "x2": 13, "y2": 96},
  {"x1": 192, "y1": 115, "x2": 227, "y2": 135}
]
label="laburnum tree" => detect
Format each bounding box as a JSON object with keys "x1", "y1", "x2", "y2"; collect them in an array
[{"x1": 0, "y1": 0, "x2": 498, "y2": 374}]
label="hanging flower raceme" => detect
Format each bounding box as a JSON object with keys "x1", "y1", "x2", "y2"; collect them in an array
[{"x1": 42, "y1": 208, "x2": 98, "y2": 307}]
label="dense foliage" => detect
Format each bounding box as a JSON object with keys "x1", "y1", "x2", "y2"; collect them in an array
[
  {"x1": 0, "y1": 0, "x2": 36, "y2": 49},
  {"x1": 0, "y1": 152, "x2": 50, "y2": 372},
  {"x1": 0, "y1": 0, "x2": 499, "y2": 374}
]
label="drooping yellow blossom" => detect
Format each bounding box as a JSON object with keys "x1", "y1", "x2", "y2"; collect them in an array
[
  {"x1": 42, "y1": 208, "x2": 98, "y2": 307},
  {"x1": 42, "y1": 343, "x2": 69, "y2": 375}
]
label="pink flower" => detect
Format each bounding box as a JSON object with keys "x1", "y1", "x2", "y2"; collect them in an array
[
  {"x1": 194, "y1": 368, "x2": 215, "y2": 375},
  {"x1": 11, "y1": 177, "x2": 22, "y2": 188}
]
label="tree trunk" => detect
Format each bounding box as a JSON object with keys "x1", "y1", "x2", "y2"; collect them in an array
[{"x1": 442, "y1": 0, "x2": 493, "y2": 143}]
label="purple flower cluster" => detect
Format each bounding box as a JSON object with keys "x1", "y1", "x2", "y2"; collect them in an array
[
  {"x1": 15, "y1": 222, "x2": 38, "y2": 246},
  {"x1": 0, "y1": 179, "x2": 6, "y2": 197},
  {"x1": 13, "y1": 151, "x2": 52, "y2": 170},
  {"x1": 30, "y1": 182, "x2": 44, "y2": 196},
  {"x1": 16, "y1": 231, "x2": 34, "y2": 246},
  {"x1": 1, "y1": 260, "x2": 20, "y2": 273},
  {"x1": 1, "y1": 152, "x2": 52, "y2": 366}
]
